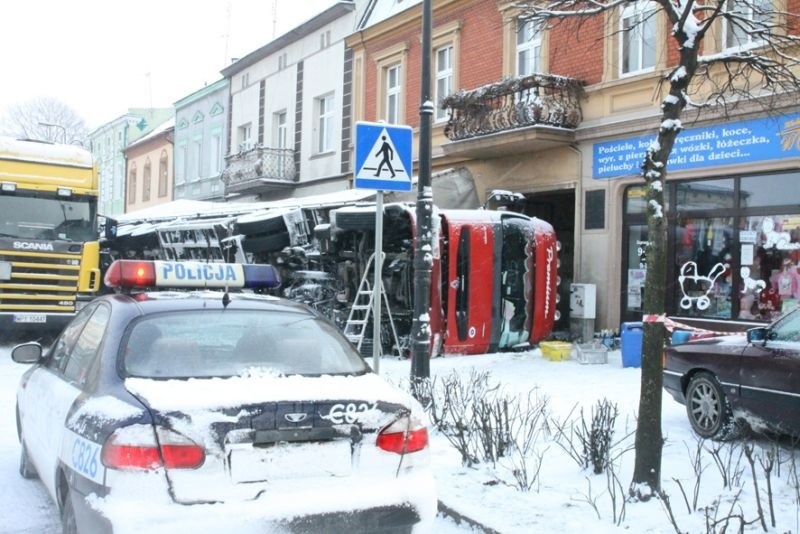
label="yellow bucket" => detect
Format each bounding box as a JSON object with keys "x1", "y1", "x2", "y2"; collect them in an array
[{"x1": 539, "y1": 341, "x2": 573, "y2": 361}]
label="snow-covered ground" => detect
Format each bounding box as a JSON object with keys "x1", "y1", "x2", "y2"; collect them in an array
[{"x1": 2, "y1": 343, "x2": 799, "y2": 533}]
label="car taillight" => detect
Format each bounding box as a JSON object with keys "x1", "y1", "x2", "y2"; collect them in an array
[
  {"x1": 102, "y1": 425, "x2": 205, "y2": 470},
  {"x1": 376, "y1": 416, "x2": 429, "y2": 454}
]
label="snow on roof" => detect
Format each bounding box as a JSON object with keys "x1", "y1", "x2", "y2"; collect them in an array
[
  {"x1": 116, "y1": 189, "x2": 377, "y2": 225},
  {"x1": 0, "y1": 136, "x2": 94, "y2": 168},
  {"x1": 125, "y1": 118, "x2": 175, "y2": 150},
  {"x1": 358, "y1": 0, "x2": 421, "y2": 30}
]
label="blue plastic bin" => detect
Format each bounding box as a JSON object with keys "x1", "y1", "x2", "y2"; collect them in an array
[
  {"x1": 671, "y1": 330, "x2": 691, "y2": 345},
  {"x1": 621, "y1": 322, "x2": 643, "y2": 368}
]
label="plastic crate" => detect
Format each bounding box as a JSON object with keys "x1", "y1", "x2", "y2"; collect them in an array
[
  {"x1": 540, "y1": 341, "x2": 573, "y2": 361},
  {"x1": 575, "y1": 342, "x2": 608, "y2": 364}
]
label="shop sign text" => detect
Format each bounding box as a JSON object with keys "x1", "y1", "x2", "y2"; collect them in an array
[{"x1": 593, "y1": 112, "x2": 800, "y2": 179}]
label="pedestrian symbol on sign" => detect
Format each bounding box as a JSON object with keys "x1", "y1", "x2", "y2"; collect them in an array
[{"x1": 374, "y1": 136, "x2": 396, "y2": 178}]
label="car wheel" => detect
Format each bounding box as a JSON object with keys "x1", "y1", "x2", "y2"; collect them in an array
[
  {"x1": 685, "y1": 372, "x2": 736, "y2": 440},
  {"x1": 61, "y1": 488, "x2": 78, "y2": 534},
  {"x1": 19, "y1": 441, "x2": 38, "y2": 480}
]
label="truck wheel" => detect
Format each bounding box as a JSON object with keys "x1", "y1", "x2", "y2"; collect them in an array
[{"x1": 685, "y1": 372, "x2": 737, "y2": 440}]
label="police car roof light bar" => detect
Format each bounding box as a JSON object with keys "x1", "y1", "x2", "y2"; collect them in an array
[{"x1": 104, "y1": 260, "x2": 280, "y2": 290}]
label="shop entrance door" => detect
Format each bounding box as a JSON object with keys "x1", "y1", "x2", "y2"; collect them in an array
[{"x1": 524, "y1": 190, "x2": 574, "y2": 333}]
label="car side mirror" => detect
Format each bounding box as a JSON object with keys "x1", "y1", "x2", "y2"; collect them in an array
[
  {"x1": 746, "y1": 327, "x2": 768, "y2": 344},
  {"x1": 11, "y1": 342, "x2": 43, "y2": 364}
]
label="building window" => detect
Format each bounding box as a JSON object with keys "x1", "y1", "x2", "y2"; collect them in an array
[
  {"x1": 320, "y1": 30, "x2": 331, "y2": 50},
  {"x1": 385, "y1": 64, "x2": 402, "y2": 124},
  {"x1": 241, "y1": 72, "x2": 250, "y2": 90},
  {"x1": 175, "y1": 143, "x2": 187, "y2": 185},
  {"x1": 278, "y1": 53, "x2": 288, "y2": 70},
  {"x1": 274, "y1": 111, "x2": 288, "y2": 149},
  {"x1": 237, "y1": 124, "x2": 252, "y2": 152},
  {"x1": 620, "y1": 1, "x2": 656, "y2": 76},
  {"x1": 158, "y1": 150, "x2": 168, "y2": 197},
  {"x1": 435, "y1": 45, "x2": 453, "y2": 122},
  {"x1": 723, "y1": 0, "x2": 771, "y2": 51},
  {"x1": 210, "y1": 132, "x2": 222, "y2": 174},
  {"x1": 316, "y1": 94, "x2": 335, "y2": 154},
  {"x1": 516, "y1": 18, "x2": 541, "y2": 76},
  {"x1": 127, "y1": 163, "x2": 137, "y2": 204},
  {"x1": 191, "y1": 139, "x2": 202, "y2": 181},
  {"x1": 142, "y1": 158, "x2": 152, "y2": 202}
]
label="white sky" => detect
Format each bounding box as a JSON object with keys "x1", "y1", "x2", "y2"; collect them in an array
[{"x1": 0, "y1": 0, "x2": 338, "y2": 130}]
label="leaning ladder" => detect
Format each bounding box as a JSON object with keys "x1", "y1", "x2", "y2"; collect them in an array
[{"x1": 342, "y1": 252, "x2": 400, "y2": 355}]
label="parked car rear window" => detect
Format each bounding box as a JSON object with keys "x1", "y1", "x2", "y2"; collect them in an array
[{"x1": 122, "y1": 309, "x2": 369, "y2": 378}]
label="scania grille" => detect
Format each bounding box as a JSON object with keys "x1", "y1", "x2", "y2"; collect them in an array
[{"x1": 0, "y1": 249, "x2": 80, "y2": 313}]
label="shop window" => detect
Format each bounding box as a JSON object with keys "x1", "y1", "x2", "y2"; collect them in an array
[
  {"x1": 674, "y1": 217, "x2": 735, "y2": 319},
  {"x1": 675, "y1": 178, "x2": 734, "y2": 210},
  {"x1": 739, "y1": 214, "x2": 800, "y2": 321},
  {"x1": 740, "y1": 171, "x2": 800, "y2": 207},
  {"x1": 625, "y1": 224, "x2": 649, "y2": 317}
]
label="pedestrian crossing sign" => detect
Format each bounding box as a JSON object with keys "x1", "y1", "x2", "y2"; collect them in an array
[{"x1": 354, "y1": 121, "x2": 413, "y2": 192}]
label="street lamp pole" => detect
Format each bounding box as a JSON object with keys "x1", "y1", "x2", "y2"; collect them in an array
[
  {"x1": 410, "y1": 0, "x2": 433, "y2": 381},
  {"x1": 39, "y1": 122, "x2": 67, "y2": 144}
]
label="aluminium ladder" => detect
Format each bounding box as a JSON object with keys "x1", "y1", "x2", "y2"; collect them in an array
[{"x1": 342, "y1": 252, "x2": 400, "y2": 355}]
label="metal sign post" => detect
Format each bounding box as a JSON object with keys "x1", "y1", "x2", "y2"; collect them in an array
[
  {"x1": 354, "y1": 121, "x2": 412, "y2": 374},
  {"x1": 372, "y1": 192, "x2": 383, "y2": 374}
]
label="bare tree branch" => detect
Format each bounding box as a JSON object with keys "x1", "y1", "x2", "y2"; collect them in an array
[
  {"x1": 514, "y1": 0, "x2": 800, "y2": 499},
  {"x1": 0, "y1": 97, "x2": 88, "y2": 145}
]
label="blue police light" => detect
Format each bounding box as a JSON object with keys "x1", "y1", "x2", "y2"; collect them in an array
[
  {"x1": 242, "y1": 264, "x2": 281, "y2": 289},
  {"x1": 105, "y1": 260, "x2": 281, "y2": 290}
]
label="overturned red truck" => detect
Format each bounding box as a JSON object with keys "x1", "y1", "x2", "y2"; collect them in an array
[{"x1": 104, "y1": 200, "x2": 559, "y2": 357}]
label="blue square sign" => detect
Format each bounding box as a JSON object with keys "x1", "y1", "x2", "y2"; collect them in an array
[{"x1": 354, "y1": 121, "x2": 413, "y2": 192}]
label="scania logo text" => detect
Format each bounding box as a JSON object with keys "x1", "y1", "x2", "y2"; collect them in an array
[{"x1": 13, "y1": 241, "x2": 54, "y2": 252}]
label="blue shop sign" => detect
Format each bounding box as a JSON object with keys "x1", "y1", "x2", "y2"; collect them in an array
[{"x1": 593, "y1": 112, "x2": 800, "y2": 179}]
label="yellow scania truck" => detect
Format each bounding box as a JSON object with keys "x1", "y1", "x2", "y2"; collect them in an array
[{"x1": 0, "y1": 137, "x2": 101, "y2": 340}]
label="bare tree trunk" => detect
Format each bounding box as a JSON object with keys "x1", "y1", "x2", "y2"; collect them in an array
[{"x1": 630, "y1": 17, "x2": 698, "y2": 498}]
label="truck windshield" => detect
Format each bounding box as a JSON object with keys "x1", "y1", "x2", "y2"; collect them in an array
[{"x1": 0, "y1": 194, "x2": 96, "y2": 242}]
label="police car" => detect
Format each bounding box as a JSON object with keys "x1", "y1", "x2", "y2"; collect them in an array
[{"x1": 12, "y1": 260, "x2": 436, "y2": 534}]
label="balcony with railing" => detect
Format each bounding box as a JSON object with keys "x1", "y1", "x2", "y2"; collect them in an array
[
  {"x1": 222, "y1": 145, "x2": 296, "y2": 196},
  {"x1": 442, "y1": 73, "x2": 585, "y2": 158}
]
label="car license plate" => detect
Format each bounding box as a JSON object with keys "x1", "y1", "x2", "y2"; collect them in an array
[
  {"x1": 0, "y1": 261, "x2": 10, "y2": 281},
  {"x1": 13, "y1": 313, "x2": 47, "y2": 324},
  {"x1": 228, "y1": 440, "x2": 351, "y2": 483}
]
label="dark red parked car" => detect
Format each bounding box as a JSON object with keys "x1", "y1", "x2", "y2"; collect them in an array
[{"x1": 663, "y1": 307, "x2": 800, "y2": 440}]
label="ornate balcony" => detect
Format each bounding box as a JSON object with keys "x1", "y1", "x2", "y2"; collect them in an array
[
  {"x1": 442, "y1": 73, "x2": 585, "y2": 158},
  {"x1": 222, "y1": 145, "x2": 296, "y2": 195}
]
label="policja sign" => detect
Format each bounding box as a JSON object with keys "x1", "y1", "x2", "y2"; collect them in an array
[{"x1": 354, "y1": 121, "x2": 413, "y2": 192}]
